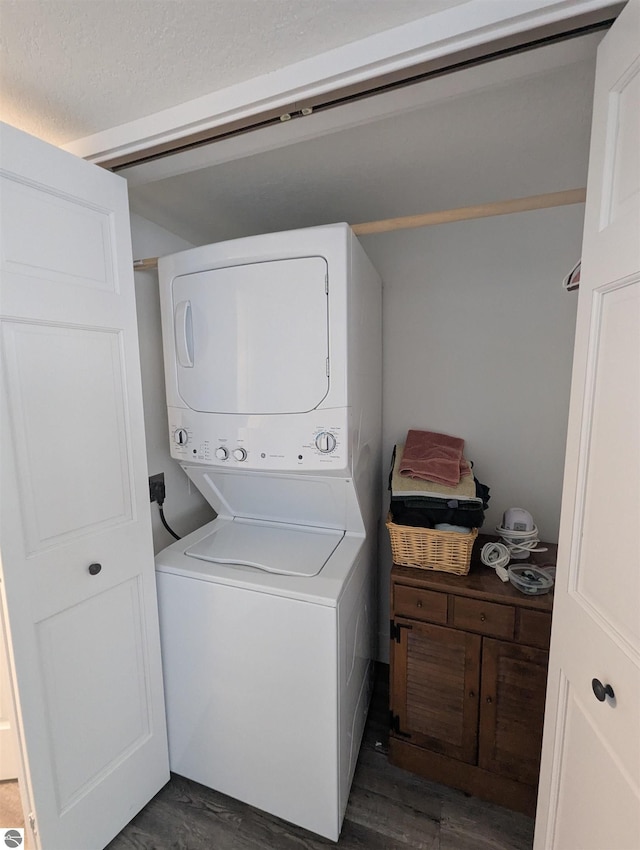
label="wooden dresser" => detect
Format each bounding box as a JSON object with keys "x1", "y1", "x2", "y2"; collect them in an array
[{"x1": 389, "y1": 537, "x2": 556, "y2": 816}]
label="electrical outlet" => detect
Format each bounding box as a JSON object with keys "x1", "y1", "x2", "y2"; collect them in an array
[{"x1": 149, "y1": 473, "x2": 165, "y2": 504}]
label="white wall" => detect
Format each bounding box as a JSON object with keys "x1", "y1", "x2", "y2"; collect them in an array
[
  {"x1": 360, "y1": 203, "x2": 581, "y2": 658},
  {"x1": 130, "y1": 213, "x2": 215, "y2": 553}
]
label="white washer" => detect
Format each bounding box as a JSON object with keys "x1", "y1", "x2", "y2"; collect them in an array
[{"x1": 155, "y1": 224, "x2": 382, "y2": 841}]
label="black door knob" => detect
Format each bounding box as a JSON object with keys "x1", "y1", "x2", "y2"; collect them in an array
[
  {"x1": 88, "y1": 562, "x2": 102, "y2": 576},
  {"x1": 592, "y1": 678, "x2": 614, "y2": 702}
]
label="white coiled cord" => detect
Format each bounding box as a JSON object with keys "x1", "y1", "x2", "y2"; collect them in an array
[
  {"x1": 481, "y1": 526, "x2": 548, "y2": 581},
  {"x1": 481, "y1": 541, "x2": 511, "y2": 570},
  {"x1": 495, "y1": 524, "x2": 547, "y2": 557}
]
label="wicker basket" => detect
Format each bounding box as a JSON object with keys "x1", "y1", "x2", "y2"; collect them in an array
[{"x1": 386, "y1": 513, "x2": 478, "y2": 575}]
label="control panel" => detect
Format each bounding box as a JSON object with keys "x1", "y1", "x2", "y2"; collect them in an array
[{"x1": 167, "y1": 408, "x2": 349, "y2": 472}]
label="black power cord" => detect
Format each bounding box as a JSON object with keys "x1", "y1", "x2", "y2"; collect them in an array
[
  {"x1": 149, "y1": 473, "x2": 181, "y2": 540},
  {"x1": 158, "y1": 504, "x2": 181, "y2": 541}
]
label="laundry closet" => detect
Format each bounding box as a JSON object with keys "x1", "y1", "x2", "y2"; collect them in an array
[
  {"x1": 2, "y1": 4, "x2": 637, "y2": 848},
  {"x1": 125, "y1": 32, "x2": 596, "y2": 657}
]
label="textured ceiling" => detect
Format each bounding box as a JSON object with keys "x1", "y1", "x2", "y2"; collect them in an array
[{"x1": 0, "y1": 0, "x2": 467, "y2": 145}]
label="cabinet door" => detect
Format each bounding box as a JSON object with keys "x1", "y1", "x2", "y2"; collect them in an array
[
  {"x1": 391, "y1": 620, "x2": 480, "y2": 763},
  {"x1": 479, "y1": 638, "x2": 548, "y2": 785}
]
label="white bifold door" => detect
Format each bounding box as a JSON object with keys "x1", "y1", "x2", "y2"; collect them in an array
[
  {"x1": 534, "y1": 1, "x2": 640, "y2": 848},
  {"x1": 0, "y1": 122, "x2": 169, "y2": 850}
]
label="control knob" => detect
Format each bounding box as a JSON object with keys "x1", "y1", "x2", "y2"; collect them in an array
[
  {"x1": 174, "y1": 428, "x2": 188, "y2": 446},
  {"x1": 315, "y1": 431, "x2": 337, "y2": 453},
  {"x1": 233, "y1": 447, "x2": 247, "y2": 461},
  {"x1": 215, "y1": 447, "x2": 229, "y2": 460}
]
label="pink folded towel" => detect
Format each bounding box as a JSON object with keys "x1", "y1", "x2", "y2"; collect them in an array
[{"x1": 399, "y1": 429, "x2": 471, "y2": 486}]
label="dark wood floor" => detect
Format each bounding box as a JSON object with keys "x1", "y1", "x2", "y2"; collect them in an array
[{"x1": 107, "y1": 665, "x2": 535, "y2": 850}]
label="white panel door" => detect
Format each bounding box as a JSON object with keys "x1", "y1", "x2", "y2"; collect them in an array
[
  {"x1": 534, "y1": 3, "x2": 640, "y2": 848},
  {"x1": 0, "y1": 122, "x2": 169, "y2": 850}
]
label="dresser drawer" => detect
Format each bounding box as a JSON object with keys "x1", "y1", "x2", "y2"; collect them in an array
[
  {"x1": 393, "y1": 584, "x2": 448, "y2": 625},
  {"x1": 516, "y1": 609, "x2": 552, "y2": 649},
  {"x1": 451, "y1": 597, "x2": 515, "y2": 639}
]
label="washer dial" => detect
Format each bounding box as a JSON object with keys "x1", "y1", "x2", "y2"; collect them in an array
[{"x1": 315, "y1": 431, "x2": 337, "y2": 453}]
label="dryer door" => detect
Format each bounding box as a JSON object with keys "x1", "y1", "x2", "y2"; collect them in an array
[{"x1": 172, "y1": 256, "x2": 329, "y2": 414}]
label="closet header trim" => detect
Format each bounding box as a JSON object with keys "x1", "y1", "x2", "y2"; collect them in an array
[{"x1": 109, "y1": 12, "x2": 615, "y2": 173}]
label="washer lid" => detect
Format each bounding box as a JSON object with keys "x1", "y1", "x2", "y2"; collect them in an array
[{"x1": 184, "y1": 517, "x2": 344, "y2": 577}]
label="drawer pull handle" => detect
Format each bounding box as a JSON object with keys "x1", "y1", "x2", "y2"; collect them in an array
[
  {"x1": 469, "y1": 691, "x2": 475, "y2": 699},
  {"x1": 486, "y1": 696, "x2": 493, "y2": 704},
  {"x1": 592, "y1": 678, "x2": 615, "y2": 703},
  {"x1": 480, "y1": 613, "x2": 486, "y2": 622},
  {"x1": 416, "y1": 600, "x2": 423, "y2": 608},
  {"x1": 88, "y1": 562, "x2": 102, "y2": 576}
]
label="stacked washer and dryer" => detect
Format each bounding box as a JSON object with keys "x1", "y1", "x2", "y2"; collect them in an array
[{"x1": 155, "y1": 223, "x2": 382, "y2": 841}]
